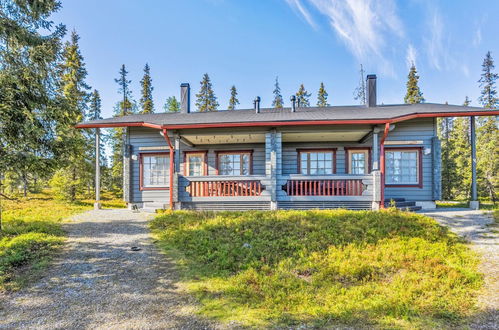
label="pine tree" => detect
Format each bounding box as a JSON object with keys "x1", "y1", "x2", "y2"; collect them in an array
[
  {"x1": 195, "y1": 73, "x2": 219, "y2": 112},
  {"x1": 53, "y1": 30, "x2": 92, "y2": 201},
  {"x1": 228, "y1": 85, "x2": 239, "y2": 110},
  {"x1": 272, "y1": 77, "x2": 283, "y2": 109},
  {"x1": 295, "y1": 84, "x2": 311, "y2": 107},
  {"x1": 404, "y1": 64, "x2": 425, "y2": 104},
  {"x1": 353, "y1": 64, "x2": 366, "y2": 105},
  {"x1": 476, "y1": 52, "x2": 499, "y2": 202},
  {"x1": 140, "y1": 63, "x2": 154, "y2": 114},
  {"x1": 164, "y1": 96, "x2": 180, "y2": 112},
  {"x1": 317, "y1": 82, "x2": 329, "y2": 107}
]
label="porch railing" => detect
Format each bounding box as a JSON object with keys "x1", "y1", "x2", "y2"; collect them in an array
[
  {"x1": 185, "y1": 176, "x2": 264, "y2": 197},
  {"x1": 282, "y1": 175, "x2": 368, "y2": 196}
]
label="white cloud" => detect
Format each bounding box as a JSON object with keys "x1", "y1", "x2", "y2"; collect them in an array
[
  {"x1": 473, "y1": 27, "x2": 482, "y2": 47},
  {"x1": 406, "y1": 44, "x2": 417, "y2": 68},
  {"x1": 425, "y1": 8, "x2": 445, "y2": 70},
  {"x1": 285, "y1": 0, "x2": 317, "y2": 29},
  {"x1": 285, "y1": 0, "x2": 405, "y2": 75}
]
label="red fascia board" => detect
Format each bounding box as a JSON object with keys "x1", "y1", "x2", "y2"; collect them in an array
[
  {"x1": 74, "y1": 110, "x2": 499, "y2": 130},
  {"x1": 75, "y1": 122, "x2": 163, "y2": 129}
]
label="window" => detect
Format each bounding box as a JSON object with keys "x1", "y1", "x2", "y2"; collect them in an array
[
  {"x1": 140, "y1": 153, "x2": 169, "y2": 189},
  {"x1": 347, "y1": 149, "x2": 369, "y2": 174},
  {"x1": 385, "y1": 148, "x2": 421, "y2": 186},
  {"x1": 184, "y1": 151, "x2": 207, "y2": 176},
  {"x1": 217, "y1": 151, "x2": 252, "y2": 175},
  {"x1": 298, "y1": 149, "x2": 335, "y2": 175}
]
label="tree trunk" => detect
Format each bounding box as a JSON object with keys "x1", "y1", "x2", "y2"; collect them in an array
[{"x1": 22, "y1": 172, "x2": 28, "y2": 197}]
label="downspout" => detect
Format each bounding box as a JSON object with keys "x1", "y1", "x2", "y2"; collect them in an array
[
  {"x1": 379, "y1": 123, "x2": 390, "y2": 208},
  {"x1": 162, "y1": 128, "x2": 175, "y2": 210}
]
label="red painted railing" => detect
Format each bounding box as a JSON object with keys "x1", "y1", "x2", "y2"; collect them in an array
[
  {"x1": 187, "y1": 180, "x2": 262, "y2": 197},
  {"x1": 283, "y1": 179, "x2": 365, "y2": 196}
]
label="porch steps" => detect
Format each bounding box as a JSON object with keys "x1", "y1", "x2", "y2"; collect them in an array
[
  {"x1": 141, "y1": 202, "x2": 166, "y2": 213},
  {"x1": 384, "y1": 198, "x2": 422, "y2": 212}
]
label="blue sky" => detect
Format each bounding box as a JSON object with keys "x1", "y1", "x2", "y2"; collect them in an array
[{"x1": 52, "y1": 0, "x2": 499, "y2": 118}]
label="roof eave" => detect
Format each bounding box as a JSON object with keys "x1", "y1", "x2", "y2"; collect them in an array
[{"x1": 75, "y1": 109, "x2": 499, "y2": 129}]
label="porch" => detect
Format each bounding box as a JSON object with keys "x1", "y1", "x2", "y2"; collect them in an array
[{"x1": 161, "y1": 125, "x2": 385, "y2": 211}]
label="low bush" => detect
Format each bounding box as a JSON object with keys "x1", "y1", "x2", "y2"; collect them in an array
[{"x1": 151, "y1": 209, "x2": 482, "y2": 328}]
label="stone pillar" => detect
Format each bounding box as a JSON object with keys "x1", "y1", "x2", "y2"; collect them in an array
[{"x1": 371, "y1": 170, "x2": 381, "y2": 210}]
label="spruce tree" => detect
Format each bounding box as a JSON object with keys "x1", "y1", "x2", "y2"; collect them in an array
[
  {"x1": 447, "y1": 97, "x2": 472, "y2": 199},
  {"x1": 53, "y1": 31, "x2": 91, "y2": 201},
  {"x1": 140, "y1": 63, "x2": 154, "y2": 114},
  {"x1": 164, "y1": 96, "x2": 180, "y2": 112},
  {"x1": 228, "y1": 85, "x2": 239, "y2": 110},
  {"x1": 295, "y1": 84, "x2": 311, "y2": 107},
  {"x1": 438, "y1": 113, "x2": 455, "y2": 200},
  {"x1": 272, "y1": 77, "x2": 283, "y2": 109},
  {"x1": 0, "y1": 0, "x2": 65, "y2": 201},
  {"x1": 195, "y1": 73, "x2": 219, "y2": 112},
  {"x1": 114, "y1": 64, "x2": 135, "y2": 116},
  {"x1": 404, "y1": 64, "x2": 425, "y2": 104},
  {"x1": 88, "y1": 90, "x2": 106, "y2": 164},
  {"x1": 317, "y1": 82, "x2": 329, "y2": 107},
  {"x1": 353, "y1": 64, "x2": 366, "y2": 105},
  {"x1": 476, "y1": 52, "x2": 499, "y2": 202},
  {"x1": 110, "y1": 65, "x2": 136, "y2": 195},
  {"x1": 478, "y1": 51, "x2": 499, "y2": 109}
]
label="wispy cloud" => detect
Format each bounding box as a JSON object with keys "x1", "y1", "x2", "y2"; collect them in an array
[
  {"x1": 425, "y1": 7, "x2": 446, "y2": 71},
  {"x1": 285, "y1": 0, "x2": 317, "y2": 29},
  {"x1": 473, "y1": 27, "x2": 482, "y2": 47},
  {"x1": 406, "y1": 44, "x2": 417, "y2": 68},
  {"x1": 285, "y1": 0, "x2": 405, "y2": 75}
]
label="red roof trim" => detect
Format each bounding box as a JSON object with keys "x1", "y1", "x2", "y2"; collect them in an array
[{"x1": 75, "y1": 110, "x2": 499, "y2": 129}]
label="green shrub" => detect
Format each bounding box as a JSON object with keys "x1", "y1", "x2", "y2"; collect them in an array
[{"x1": 151, "y1": 210, "x2": 482, "y2": 328}]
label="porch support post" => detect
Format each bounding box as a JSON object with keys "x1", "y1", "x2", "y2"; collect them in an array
[
  {"x1": 162, "y1": 128, "x2": 175, "y2": 210},
  {"x1": 372, "y1": 126, "x2": 381, "y2": 171},
  {"x1": 266, "y1": 129, "x2": 281, "y2": 210},
  {"x1": 123, "y1": 127, "x2": 131, "y2": 205},
  {"x1": 94, "y1": 128, "x2": 101, "y2": 210},
  {"x1": 379, "y1": 123, "x2": 390, "y2": 208},
  {"x1": 470, "y1": 116, "x2": 479, "y2": 209},
  {"x1": 174, "y1": 133, "x2": 181, "y2": 209}
]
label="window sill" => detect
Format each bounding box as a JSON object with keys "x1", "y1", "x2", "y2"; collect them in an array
[
  {"x1": 385, "y1": 184, "x2": 422, "y2": 188},
  {"x1": 140, "y1": 186, "x2": 169, "y2": 191}
]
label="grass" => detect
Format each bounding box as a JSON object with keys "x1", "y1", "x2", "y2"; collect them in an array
[
  {"x1": 436, "y1": 201, "x2": 497, "y2": 210},
  {"x1": 0, "y1": 190, "x2": 125, "y2": 291},
  {"x1": 151, "y1": 209, "x2": 482, "y2": 328}
]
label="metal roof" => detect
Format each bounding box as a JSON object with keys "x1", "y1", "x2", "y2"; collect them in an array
[{"x1": 76, "y1": 103, "x2": 497, "y2": 129}]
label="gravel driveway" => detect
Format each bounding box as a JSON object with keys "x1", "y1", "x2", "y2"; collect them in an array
[
  {"x1": 0, "y1": 209, "x2": 216, "y2": 329},
  {"x1": 421, "y1": 209, "x2": 498, "y2": 329}
]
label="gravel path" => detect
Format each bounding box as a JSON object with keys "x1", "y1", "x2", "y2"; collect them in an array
[
  {"x1": 421, "y1": 209, "x2": 498, "y2": 329},
  {"x1": 0, "y1": 209, "x2": 216, "y2": 329}
]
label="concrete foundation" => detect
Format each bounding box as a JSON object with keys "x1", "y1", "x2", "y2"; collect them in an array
[
  {"x1": 415, "y1": 201, "x2": 436, "y2": 210},
  {"x1": 469, "y1": 201, "x2": 479, "y2": 210}
]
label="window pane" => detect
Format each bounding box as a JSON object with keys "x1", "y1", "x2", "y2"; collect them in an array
[
  {"x1": 218, "y1": 153, "x2": 250, "y2": 175},
  {"x1": 385, "y1": 151, "x2": 418, "y2": 184},
  {"x1": 142, "y1": 155, "x2": 169, "y2": 187},
  {"x1": 301, "y1": 151, "x2": 333, "y2": 175}
]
